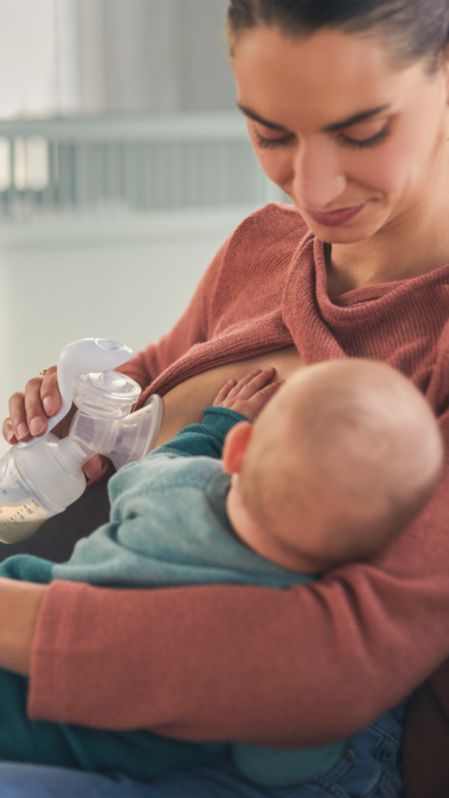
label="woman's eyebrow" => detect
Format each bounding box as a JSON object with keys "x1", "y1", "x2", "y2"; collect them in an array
[
  {"x1": 237, "y1": 103, "x2": 391, "y2": 132},
  {"x1": 323, "y1": 104, "x2": 391, "y2": 131},
  {"x1": 238, "y1": 104, "x2": 289, "y2": 130}
]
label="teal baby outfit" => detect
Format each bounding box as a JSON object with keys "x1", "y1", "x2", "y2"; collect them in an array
[{"x1": 0, "y1": 407, "x2": 345, "y2": 785}]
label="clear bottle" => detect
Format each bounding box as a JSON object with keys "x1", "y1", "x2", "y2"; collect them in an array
[{"x1": 0, "y1": 338, "x2": 163, "y2": 544}]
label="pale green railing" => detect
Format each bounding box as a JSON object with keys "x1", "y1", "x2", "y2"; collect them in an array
[{"x1": 0, "y1": 112, "x2": 283, "y2": 220}]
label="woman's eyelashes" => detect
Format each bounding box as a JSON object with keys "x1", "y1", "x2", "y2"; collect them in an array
[
  {"x1": 252, "y1": 124, "x2": 391, "y2": 150},
  {"x1": 253, "y1": 129, "x2": 295, "y2": 149},
  {"x1": 338, "y1": 125, "x2": 391, "y2": 149}
]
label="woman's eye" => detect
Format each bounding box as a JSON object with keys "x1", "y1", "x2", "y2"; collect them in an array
[
  {"x1": 253, "y1": 127, "x2": 294, "y2": 149},
  {"x1": 253, "y1": 123, "x2": 391, "y2": 151},
  {"x1": 339, "y1": 124, "x2": 390, "y2": 149}
]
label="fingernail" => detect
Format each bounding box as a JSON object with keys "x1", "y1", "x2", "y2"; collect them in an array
[
  {"x1": 43, "y1": 397, "x2": 55, "y2": 415},
  {"x1": 17, "y1": 423, "x2": 29, "y2": 439},
  {"x1": 6, "y1": 429, "x2": 15, "y2": 443},
  {"x1": 29, "y1": 417, "x2": 45, "y2": 435}
]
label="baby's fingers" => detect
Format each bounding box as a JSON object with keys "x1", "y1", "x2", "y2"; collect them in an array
[
  {"x1": 212, "y1": 379, "x2": 237, "y2": 406},
  {"x1": 233, "y1": 367, "x2": 277, "y2": 399},
  {"x1": 251, "y1": 379, "x2": 284, "y2": 409}
]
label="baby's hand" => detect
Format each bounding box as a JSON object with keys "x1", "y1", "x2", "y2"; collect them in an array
[{"x1": 213, "y1": 368, "x2": 282, "y2": 421}]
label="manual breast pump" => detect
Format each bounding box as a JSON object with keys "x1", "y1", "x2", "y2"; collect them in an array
[{"x1": 0, "y1": 338, "x2": 163, "y2": 544}]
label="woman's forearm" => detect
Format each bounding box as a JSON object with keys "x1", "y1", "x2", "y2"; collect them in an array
[{"x1": 0, "y1": 578, "x2": 46, "y2": 676}]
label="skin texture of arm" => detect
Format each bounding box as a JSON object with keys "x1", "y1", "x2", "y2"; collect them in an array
[{"x1": 0, "y1": 580, "x2": 46, "y2": 676}]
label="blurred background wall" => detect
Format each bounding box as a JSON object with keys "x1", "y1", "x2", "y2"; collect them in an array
[
  {"x1": 0, "y1": 0, "x2": 284, "y2": 424},
  {"x1": 76, "y1": 0, "x2": 236, "y2": 114},
  {"x1": 0, "y1": 0, "x2": 235, "y2": 117}
]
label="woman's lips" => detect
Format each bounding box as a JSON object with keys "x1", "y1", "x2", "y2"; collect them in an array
[{"x1": 306, "y1": 203, "x2": 366, "y2": 226}]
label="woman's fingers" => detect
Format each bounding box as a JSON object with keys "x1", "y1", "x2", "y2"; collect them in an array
[
  {"x1": 7, "y1": 390, "x2": 35, "y2": 442},
  {"x1": 2, "y1": 416, "x2": 17, "y2": 444},
  {"x1": 38, "y1": 366, "x2": 60, "y2": 418},
  {"x1": 4, "y1": 366, "x2": 60, "y2": 443}
]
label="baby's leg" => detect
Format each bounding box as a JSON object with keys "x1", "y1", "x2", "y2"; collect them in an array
[
  {"x1": 0, "y1": 666, "x2": 221, "y2": 778},
  {"x1": 0, "y1": 707, "x2": 405, "y2": 798}
]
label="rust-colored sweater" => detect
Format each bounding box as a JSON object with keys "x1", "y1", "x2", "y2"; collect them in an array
[{"x1": 28, "y1": 203, "x2": 449, "y2": 755}]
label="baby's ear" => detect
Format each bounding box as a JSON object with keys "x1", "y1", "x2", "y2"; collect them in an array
[{"x1": 222, "y1": 422, "x2": 253, "y2": 474}]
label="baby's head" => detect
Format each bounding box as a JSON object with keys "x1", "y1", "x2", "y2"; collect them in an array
[{"x1": 223, "y1": 359, "x2": 444, "y2": 572}]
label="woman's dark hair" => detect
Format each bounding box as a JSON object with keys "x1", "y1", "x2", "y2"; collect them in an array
[{"x1": 227, "y1": 0, "x2": 449, "y2": 72}]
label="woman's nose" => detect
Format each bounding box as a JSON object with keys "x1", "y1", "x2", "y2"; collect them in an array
[{"x1": 291, "y1": 141, "x2": 347, "y2": 210}]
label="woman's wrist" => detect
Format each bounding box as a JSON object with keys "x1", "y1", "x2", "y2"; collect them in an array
[{"x1": 0, "y1": 578, "x2": 46, "y2": 675}]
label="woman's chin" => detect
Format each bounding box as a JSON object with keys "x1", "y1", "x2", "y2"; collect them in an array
[
  {"x1": 319, "y1": 227, "x2": 374, "y2": 245},
  {"x1": 308, "y1": 212, "x2": 387, "y2": 245}
]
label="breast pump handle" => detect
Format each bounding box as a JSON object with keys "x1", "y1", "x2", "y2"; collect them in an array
[{"x1": 47, "y1": 338, "x2": 134, "y2": 434}]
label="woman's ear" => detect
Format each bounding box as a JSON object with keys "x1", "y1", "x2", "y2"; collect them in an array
[{"x1": 222, "y1": 421, "x2": 253, "y2": 474}]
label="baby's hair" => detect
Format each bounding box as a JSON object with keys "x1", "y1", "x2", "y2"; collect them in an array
[{"x1": 239, "y1": 360, "x2": 444, "y2": 567}]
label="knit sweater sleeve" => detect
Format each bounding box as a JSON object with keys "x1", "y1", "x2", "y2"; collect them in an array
[
  {"x1": 156, "y1": 407, "x2": 246, "y2": 460},
  {"x1": 27, "y1": 406, "x2": 449, "y2": 746}
]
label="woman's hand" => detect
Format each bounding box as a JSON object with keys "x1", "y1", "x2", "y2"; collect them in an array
[
  {"x1": 2, "y1": 366, "x2": 61, "y2": 444},
  {"x1": 2, "y1": 368, "x2": 110, "y2": 483},
  {"x1": 213, "y1": 368, "x2": 283, "y2": 421}
]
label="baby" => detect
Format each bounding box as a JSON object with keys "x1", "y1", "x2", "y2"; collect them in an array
[
  {"x1": 223, "y1": 357, "x2": 443, "y2": 574},
  {"x1": 0, "y1": 357, "x2": 443, "y2": 786}
]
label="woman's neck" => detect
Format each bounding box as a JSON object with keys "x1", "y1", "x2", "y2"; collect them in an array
[{"x1": 327, "y1": 225, "x2": 449, "y2": 297}]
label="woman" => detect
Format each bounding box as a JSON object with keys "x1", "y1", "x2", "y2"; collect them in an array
[{"x1": 2, "y1": 1, "x2": 449, "y2": 796}]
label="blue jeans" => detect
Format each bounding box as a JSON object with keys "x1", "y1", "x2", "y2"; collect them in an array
[{"x1": 0, "y1": 705, "x2": 404, "y2": 798}]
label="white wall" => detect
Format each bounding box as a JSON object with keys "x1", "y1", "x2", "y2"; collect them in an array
[{"x1": 0, "y1": 207, "x2": 252, "y2": 420}]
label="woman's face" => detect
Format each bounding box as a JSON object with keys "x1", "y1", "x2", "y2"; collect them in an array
[{"x1": 232, "y1": 26, "x2": 449, "y2": 243}]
